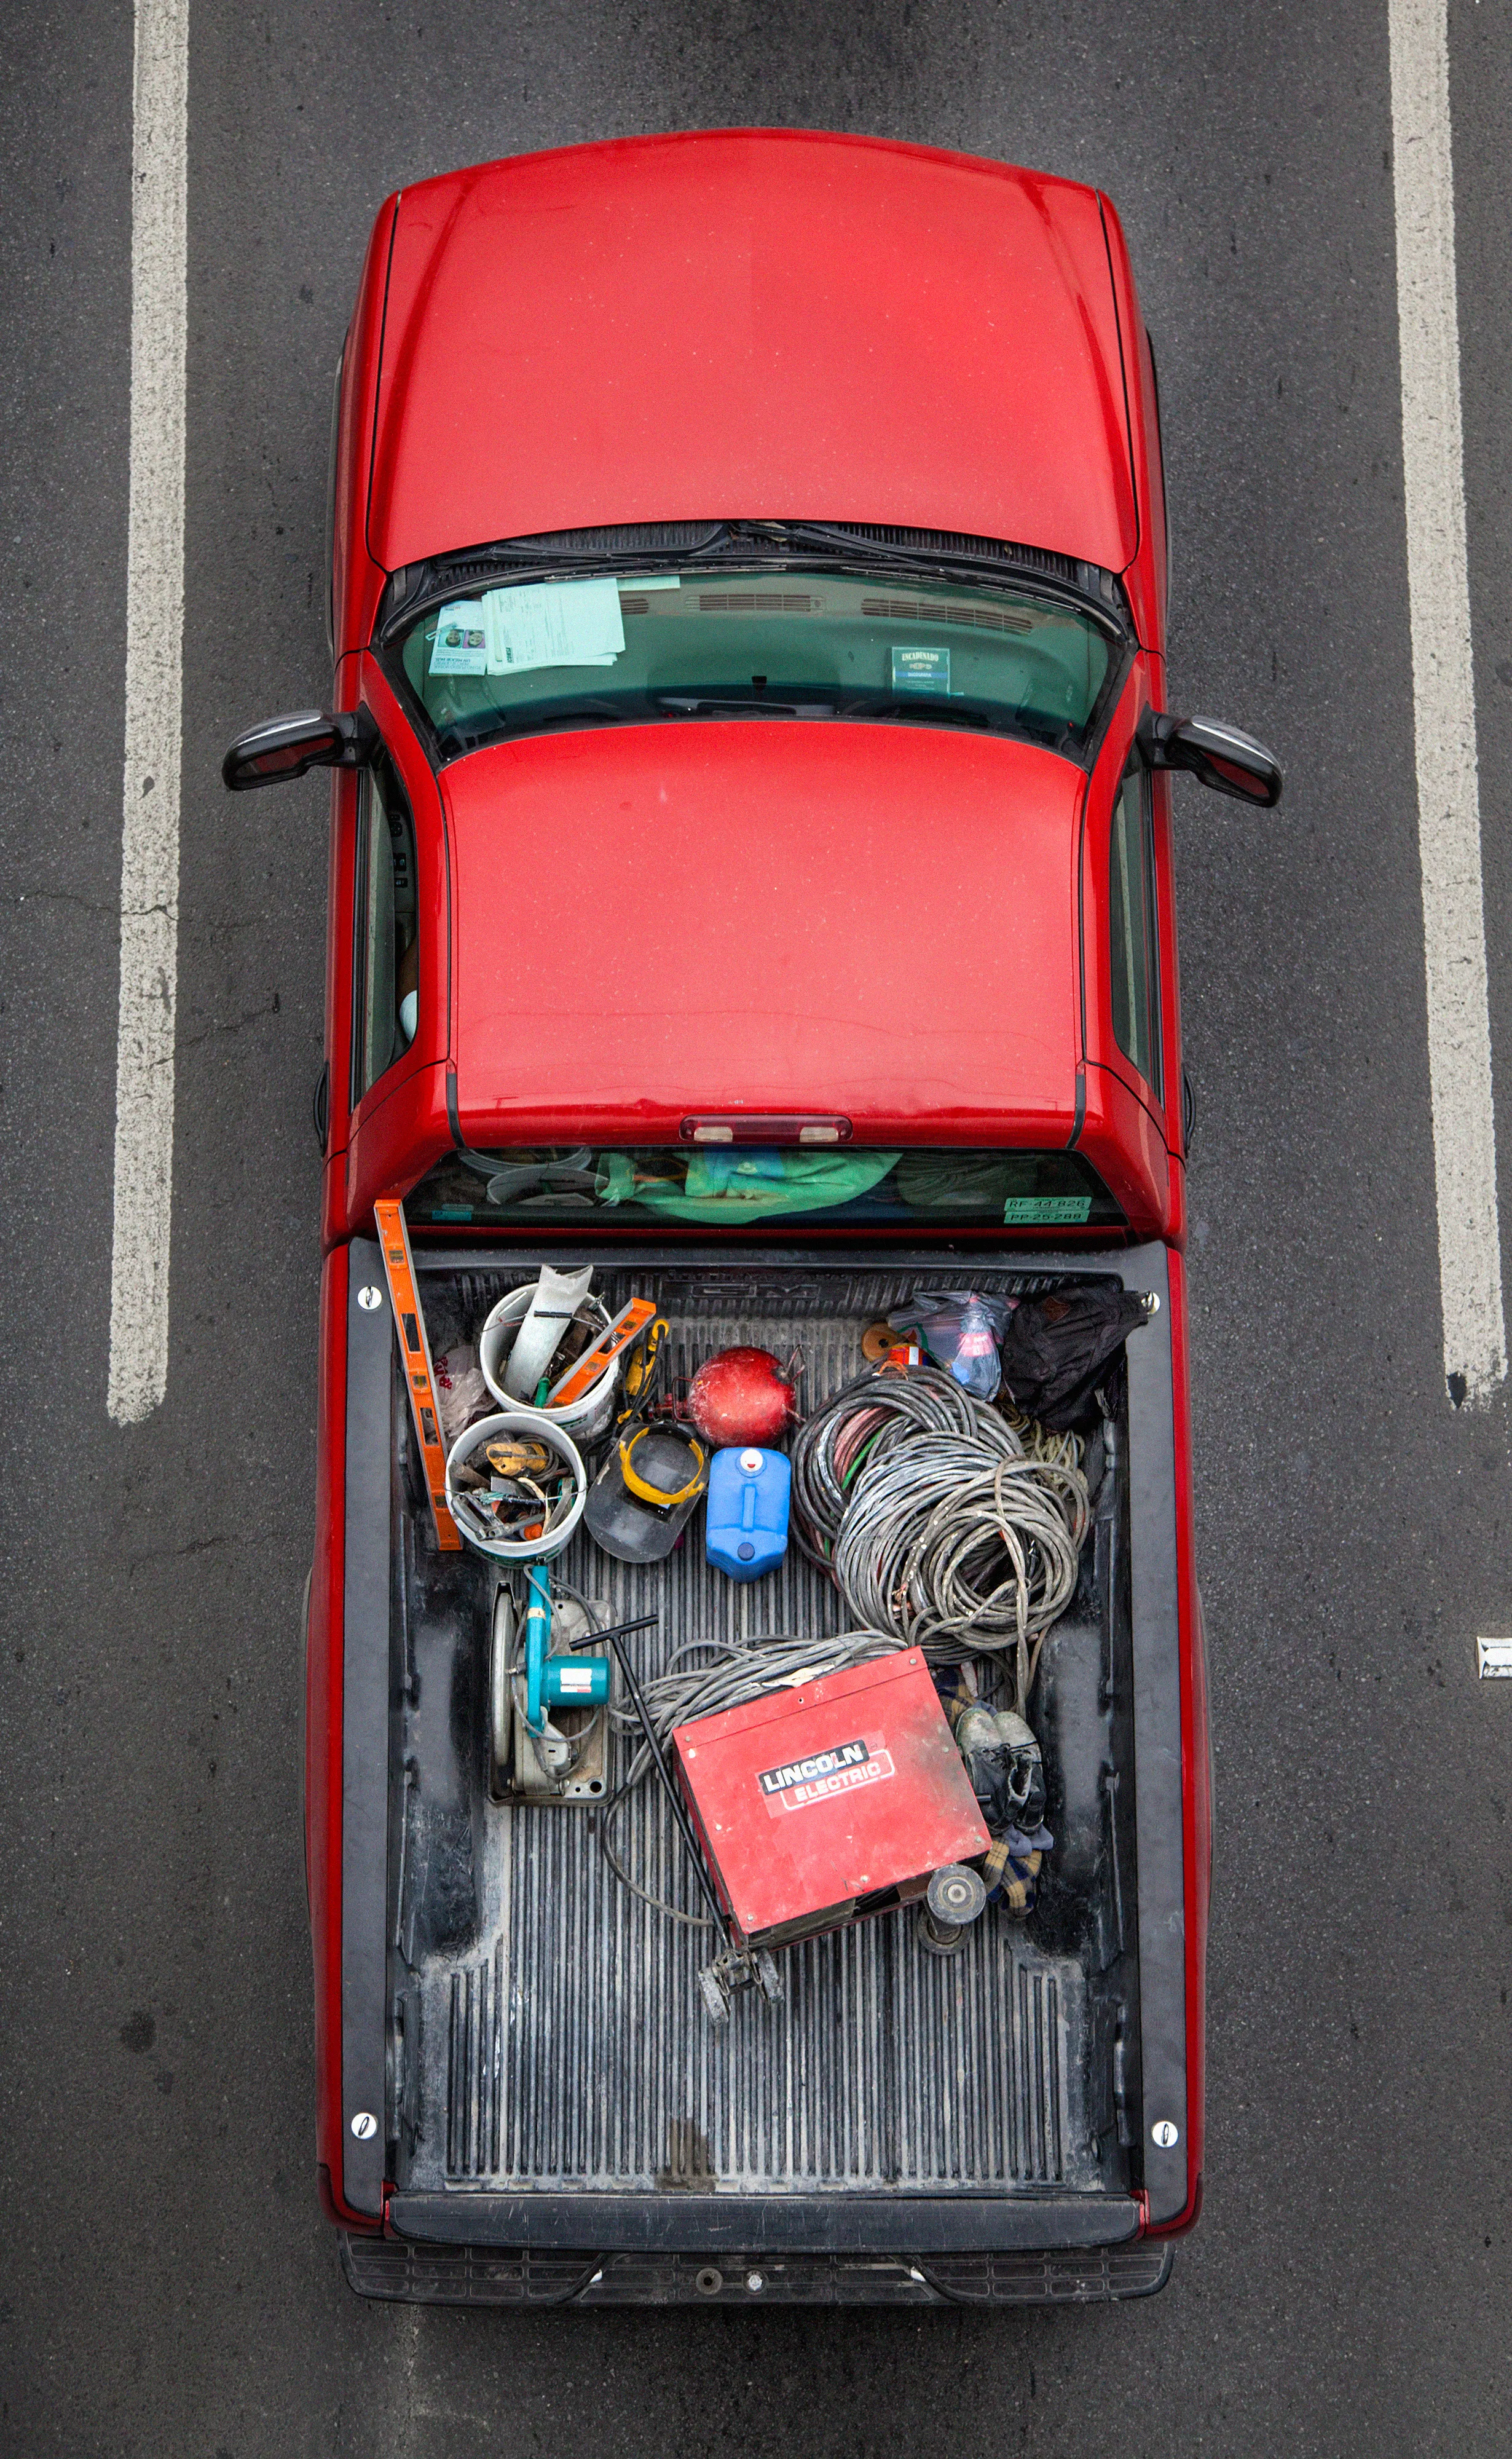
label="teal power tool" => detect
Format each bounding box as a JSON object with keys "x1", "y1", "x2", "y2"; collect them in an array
[{"x1": 522, "y1": 1563, "x2": 612, "y2": 1733}]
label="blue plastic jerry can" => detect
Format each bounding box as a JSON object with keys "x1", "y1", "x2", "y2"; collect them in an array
[{"x1": 706, "y1": 1446, "x2": 792, "y2": 1581}]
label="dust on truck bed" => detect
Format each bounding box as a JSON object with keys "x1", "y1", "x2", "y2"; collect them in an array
[{"x1": 332, "y1": 1245, "x2": 1188, "y2": 2304}]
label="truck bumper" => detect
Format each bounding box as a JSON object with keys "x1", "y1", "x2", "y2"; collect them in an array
[{"x1": 341, "y1": 2234, "x2": 1171, "y2": 2307}]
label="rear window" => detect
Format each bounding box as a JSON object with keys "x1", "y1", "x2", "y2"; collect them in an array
[{"x1": 404, "y1": 1145, "x2": 1124, "y2": 1231}]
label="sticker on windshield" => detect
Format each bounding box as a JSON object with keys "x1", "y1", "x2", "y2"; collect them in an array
[
  {"x1": 892, "y1": 645, "x2": 950, "y2": 695},
  {"x1": 428, "y1": 603, "x2": 489, "y2": 676},
  {"x1": 1003, "y1": 1196, "x2": 1092, "y2": 1223},
  {"x1": 483, "y1": 577, "x2": 626, "y2": 676}
]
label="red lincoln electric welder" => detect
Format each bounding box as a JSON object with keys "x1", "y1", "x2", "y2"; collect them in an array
[{"x1": 672, "y1": 1650, "x2": 990, "y2": 1949}]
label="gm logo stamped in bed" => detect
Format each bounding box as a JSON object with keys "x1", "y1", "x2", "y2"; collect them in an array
[{"x1": 757, "y1": 1734, "x2": 896, "y2": 1814}]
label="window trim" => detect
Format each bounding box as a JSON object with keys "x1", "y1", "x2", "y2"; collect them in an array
[
  {"x1": 348, "y1": 770, "x2": 372, "y2": 1114},
  {"x1": 349, "y1": 743, "x2": 417, "y2": 1113},
  {"x1": 1109, "y1": 759, "x2": 1163, "y2": 1104}
]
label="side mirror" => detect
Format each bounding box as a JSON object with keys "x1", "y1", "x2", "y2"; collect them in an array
[
  {"x1": 221, "y1": 706, "x2": 376, "y2": 792},
  {"x1": 1141, "y1": 711, "x2": 1282, "y2": 808}
]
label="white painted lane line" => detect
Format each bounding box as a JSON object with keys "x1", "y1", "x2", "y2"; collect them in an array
[
  {"x1": 108, "y1": 0, "x2": 189, "y2": 1426},
  {"x1": 1389, "y1": 0, "x2": 1506, "y2": 1408}
]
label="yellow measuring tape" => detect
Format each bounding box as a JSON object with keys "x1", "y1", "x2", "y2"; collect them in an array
[{"x1": 372, "y1": 1198, "x2": 462, "y2": 1552}]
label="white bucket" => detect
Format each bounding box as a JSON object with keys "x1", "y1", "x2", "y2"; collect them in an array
[
  {"x1": 478, "y1": 1283, "x2": 621, "y2": 1440},
  {"x1": 444, "y1": 1410, "x2": 587, "y2": 1563}
]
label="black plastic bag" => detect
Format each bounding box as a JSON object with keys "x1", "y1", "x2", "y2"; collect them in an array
[{"x1": 998, "y1": 1285, "x2": 1150, "y2": 1431}]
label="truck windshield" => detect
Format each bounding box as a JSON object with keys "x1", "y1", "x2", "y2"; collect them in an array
[
  {"x1": 404, "y1": 1145, "x2": 1124, "y2": 1230},
  {"x1": 397, "y1": 569, "x2": 1117, "y2": 762}
]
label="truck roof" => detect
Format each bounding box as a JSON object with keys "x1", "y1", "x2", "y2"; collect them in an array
[
  {"x1": 368, "y1": 130, "x2": 1137, "y2": 574},
  {"x1": 443, "y1": 719, "x2": 1084, "y2": 1146}
]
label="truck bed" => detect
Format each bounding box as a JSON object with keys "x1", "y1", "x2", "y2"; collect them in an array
[{"x1": 336, "y1": 1242, "x2": 1187, "y2": 2268}]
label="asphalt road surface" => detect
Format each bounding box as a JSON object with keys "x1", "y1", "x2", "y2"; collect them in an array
[{"x1": 5, "y1": 2, "x2": 1512, "y2": 2452}]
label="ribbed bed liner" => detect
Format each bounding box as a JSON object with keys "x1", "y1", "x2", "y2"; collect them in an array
[{"x1": 397, "y1": 1265, "x2": 1111, "y2": 2204}]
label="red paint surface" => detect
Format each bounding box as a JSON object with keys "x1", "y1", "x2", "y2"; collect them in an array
[
  {"x1": 1100, "y1": 198, "x2": 1168, "y2": 649},
  {"x1": 368, "y1": 132, "x2": 1136, "y2": 572},
  {"x1": 444, "y1": 720, "x2": 1086, "y2": 1145},
  {"x1": 333, "y1": 200, "x2": 397, "y2": 661},
  {"x1": 674, "y1": 1651, "x2": 989, "y2": 1941}
]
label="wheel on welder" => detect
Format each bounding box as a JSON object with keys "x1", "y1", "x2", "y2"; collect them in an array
[
  {"x1": 926, "y1": 1863, "x2": 988, "y2": 1927},
  {"x1": 916, "y1": 1861, "x2": 990, "y2": 1956},
  {"x1": 754, "y1": 1949, "x2": 783, "y2": 2003}
]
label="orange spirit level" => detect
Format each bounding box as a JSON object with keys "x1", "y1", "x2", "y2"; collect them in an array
[
  {"x1": 546, "y1": 1295, "x2": 657, "y2": 1409},
  {"x1": 373, "y1": 1197, "x2": 462, "y2": 1551}
]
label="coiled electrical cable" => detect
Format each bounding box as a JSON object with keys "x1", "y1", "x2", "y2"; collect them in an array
[
  {"x1": 790, "y1": 1365, "x2": 982, "y2": 1559},
  {"x1": 790, "y1": 1364, "x2": 1090, "y2": 1707}
]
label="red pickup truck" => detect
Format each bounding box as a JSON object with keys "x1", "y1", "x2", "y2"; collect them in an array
[{"x1": 226, "y1": 130, "x2": 1280, "y2": 2308}]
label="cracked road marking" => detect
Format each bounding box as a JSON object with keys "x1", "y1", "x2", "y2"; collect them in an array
[
  {"x1": 1390, "y1": 0, "x2": 1506, "y2": 1407},
  {"x1": 108, "y1": 0, "x2": 188, "y2": 1425}
]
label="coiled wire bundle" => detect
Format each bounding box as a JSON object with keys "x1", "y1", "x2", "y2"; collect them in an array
[{"x1": 791, "y1": 1364, "x2": 1090, "y2": 1705}]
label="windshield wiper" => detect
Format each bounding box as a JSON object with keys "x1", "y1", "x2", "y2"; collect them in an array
[
  {"x1": 380, "y1": 517, "x2": 1132, "y2": 650},
  {"x1": 655, "y1": 689, "x2": 1057, "y2": 742},
  {"x1": 852, "y1": 695, "x2": 991, "y2": 730},
  {"x1": 655, "y1": 692, "x2": 836, "y2": 718},
  {"x1": 436, "y1": 701, "x2": 629, "y2": 754},
  {"x1": 738, "y1": 523, "x2": 1130, "y2": 634}
]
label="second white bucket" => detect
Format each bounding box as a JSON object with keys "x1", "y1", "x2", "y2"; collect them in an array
[
  {"x1": 478, "y1": 1282, "x2": 621, "y2": 1441},
  {"x1": 444, "y1": 1410, "x2": 587, "y2": 1561}
]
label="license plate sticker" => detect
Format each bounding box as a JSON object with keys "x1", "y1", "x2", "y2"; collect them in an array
[
  {"x1": 1003, "y1": 1194, "x2": 1092, "y2": 1223},
  {"x1": 891, "y1": 645, "x2": 950, "y2": 695}
]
